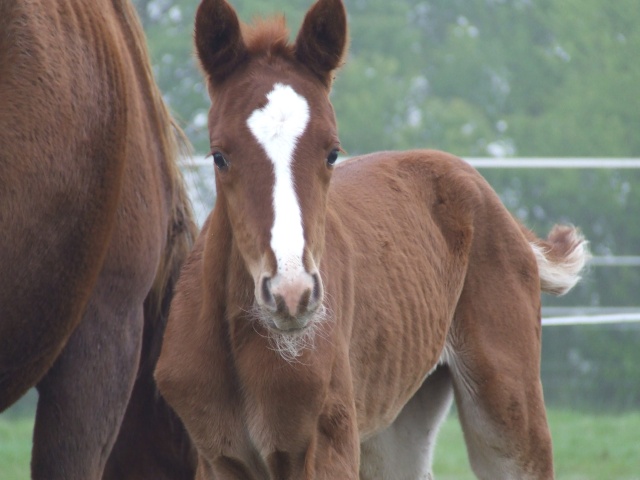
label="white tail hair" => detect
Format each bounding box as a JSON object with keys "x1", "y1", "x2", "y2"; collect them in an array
[{"x1": 530, "y1": 225, "x2": 590, "y2": 296}]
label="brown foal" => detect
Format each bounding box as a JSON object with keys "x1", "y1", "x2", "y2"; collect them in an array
[{"x1": 156, "y1": 1, "x2": 589, "y2": 478}]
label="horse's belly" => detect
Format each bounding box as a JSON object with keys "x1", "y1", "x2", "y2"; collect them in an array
[{"x1": 351, "y1": 310, "x2": 451, "y2": 440}]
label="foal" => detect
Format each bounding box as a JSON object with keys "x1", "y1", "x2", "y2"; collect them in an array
[{"x1": 156, "y1": 1, "x2": 589, "y2": 479}]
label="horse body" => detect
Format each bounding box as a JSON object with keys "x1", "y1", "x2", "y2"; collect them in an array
[
  {"x1": 1, "y1": 1, "x2": 196, "y2": 478},
  {"x1": 156, "y1": 1, "x2": 589, "y2": 479},
  {"x1": 339, "y1": 152, "x2": 476, "y2": 422}
]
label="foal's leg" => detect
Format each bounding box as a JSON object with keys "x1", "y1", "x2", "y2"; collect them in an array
[
  {"x1": 359, "y1": 365, "x2": 453, "y2": 480},
  {"x1": 32, "y1": 283, "x2": 143, "y2": 480},
  {"x1": 445, "y1": 275, "x2": 554, "y2": 479}
]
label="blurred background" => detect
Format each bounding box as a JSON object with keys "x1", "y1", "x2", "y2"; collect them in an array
[{"x1": 2, "y1": 1, "x2": 638, "y2": 478}]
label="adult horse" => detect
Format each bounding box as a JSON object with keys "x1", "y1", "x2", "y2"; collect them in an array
[
  {"x1": 0, "y1": 0, "x2": 196, "y2": 478},
  {"x1": 156, "y1": 0, "x2": 589, "y2": 478}
]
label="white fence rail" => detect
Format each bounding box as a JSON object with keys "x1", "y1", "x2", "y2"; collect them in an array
[
  {"x1": 465, "y1": 158, "x2": 640, "y2": 169},
  {"x1": 542, "y1": 313, "x2": 640, "y2": 326}
]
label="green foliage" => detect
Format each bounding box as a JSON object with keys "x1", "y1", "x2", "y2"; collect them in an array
[
  {"x1": 332, "y1": 53, "x2": 409, "y2": 153},
  {"x1": 133, "y1": 0, "x2": 640, "y2": 157},
  {"x1": 510, "y1": 0, "x2": 640, "y2": 156},
  {"x1": 542, "y1": 324, "x2": 640, "y2": 411},
  {"x1": 133, "y1": 0, "x2": 640, "y2": 156}
]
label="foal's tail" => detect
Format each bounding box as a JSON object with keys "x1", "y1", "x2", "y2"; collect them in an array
[{"x1": 526, "y1": 224, "x2": 590, "y2": 296}]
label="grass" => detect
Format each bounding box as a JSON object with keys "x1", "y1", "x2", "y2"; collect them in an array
[
  {"x1": 0, "y1": 417, "x2": 32, "y2": 480},
  {"x1": 1, "y1": 410, "x2": 639, "y2": 479},
  {"x1": 433, "y1": 410, "x2": 640, "y2": 480}
]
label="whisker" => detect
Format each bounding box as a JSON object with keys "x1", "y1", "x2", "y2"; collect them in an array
[{"x1": 243, "y1": 302, "x2": 335, "y2": 364}]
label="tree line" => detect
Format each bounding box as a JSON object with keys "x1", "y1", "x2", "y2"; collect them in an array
[{"x1": 135, "y1": 0, "x2": 639, "y2": 157}]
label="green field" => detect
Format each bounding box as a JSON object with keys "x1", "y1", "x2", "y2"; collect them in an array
[
  {"x1": 432, "y1": 410, "x2": 640, "y2": 480},
  {"x1": 0, "y1": 417, "x2": 32, "y2": 480},
  {"x1": 1, "y1": 410, "x2": 639, "y2": 479}
]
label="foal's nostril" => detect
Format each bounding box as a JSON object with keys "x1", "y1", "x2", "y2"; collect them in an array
[
  {"x1": 311, "y1": 273, "x2": 323, "y2": 305},
  {"x1": 261, "y1": 275, "x2": 275, "y2": 308}
]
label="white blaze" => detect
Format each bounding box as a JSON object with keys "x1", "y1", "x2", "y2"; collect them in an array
[{"x1": 247, "y1": 83, "x2": 310, "y2": 277}]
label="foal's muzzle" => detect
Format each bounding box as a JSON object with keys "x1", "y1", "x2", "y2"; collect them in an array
[{"x1": 257, "y1": 270, "x2": 323, "y2": 331}]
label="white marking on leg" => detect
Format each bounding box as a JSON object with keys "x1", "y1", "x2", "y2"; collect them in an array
[{"x1": 247, "y1": 83, "x2": 310, "y2": 277}]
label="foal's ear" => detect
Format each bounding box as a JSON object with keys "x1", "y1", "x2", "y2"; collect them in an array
[
  {"x1": 295, "y1": 0, "x2": 348, "y2": 87},
  {"x1": 195, "y1": 0, "x2": 248, "y2": 85}
]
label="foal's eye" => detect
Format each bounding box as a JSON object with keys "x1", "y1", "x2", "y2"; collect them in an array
[
  {"x1": 212, "y1": 151, "x2": 229, "y2": 170},
  {"x1": 326, "y1": 148, "x2": 339, "y2": 167}
]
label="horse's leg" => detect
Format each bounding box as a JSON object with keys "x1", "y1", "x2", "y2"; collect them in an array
[
  {"x1": 103, "y1": 345, "x2": 196, "y2": 480},
  {"x1": 32, "y1": 282, "x2": 144, "y2": 480},
  {"x1": 445, "y1": 273, "x2": 554, "y2": 479},
  {"x1": 359, "y1": 365, "x2": 453, "y2": 480}
]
